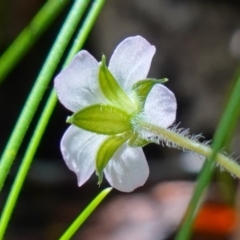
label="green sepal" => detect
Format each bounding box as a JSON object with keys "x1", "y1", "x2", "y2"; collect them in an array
[
  {"x1": 67, "y1": 104, "x2": 132, "y2": 135},
  {"x1": 98, "y1": 55, "x2": 135, "y2": 111},
  {"x1": 132, "y1": 78, "x2": 168, "y2": 106},
  {"x1": 128, "y1": 133, "x2": 150, "y2": 147},
  {"x1": 96, "y1": 134, "x2": 130, "y2": 185}
]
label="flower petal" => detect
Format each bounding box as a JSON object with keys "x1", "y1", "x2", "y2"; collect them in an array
[
  {"x1": 108, "y1": 36, "x2": 156, "y2": 94},
  {"x1": 104, "y1": 143, "x2": 149, "y2": 192},
  {"x1": 60, "y1": 125, "x2": 106, "y2": 186},
  {"x1": 54, "y1": 50, "x2": 105, "y2": 112},
  {"x1": 143, "y1": 84, "x2": 177, "y2": 128}
]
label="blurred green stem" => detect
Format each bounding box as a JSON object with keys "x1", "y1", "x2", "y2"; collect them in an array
[
  {"x1": 0, "y1": 0, "x2": 69, "y2": 82},
  {"x1": 0, "y1": 0, "x2": 105, "y2": 238},
  {"x1": 174, "y1": 71, "x2": 240, "y2": 240},
  {"x1": 59, "y1": 188, "x2": 112, "y2": 240},
  {"x1": 0, "y1": 92, "x2": 57, "y2": 240},
  {"x1": 0, "y1": 0, "x2": 89, "y2": 192}
]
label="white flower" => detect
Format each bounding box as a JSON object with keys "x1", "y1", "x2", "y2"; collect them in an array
[{"x1": 54, "y1": 36, "x2": 177, "y2": 192}]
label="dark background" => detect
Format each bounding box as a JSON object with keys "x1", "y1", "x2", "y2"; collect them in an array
[{"x1": 0, "y1": 0, "x2": 240, "y2": 239}]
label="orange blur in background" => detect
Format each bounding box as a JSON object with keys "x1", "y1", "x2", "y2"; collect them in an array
[{"x1": 194, "y1": 203, "x2": 237, "y2": 236}]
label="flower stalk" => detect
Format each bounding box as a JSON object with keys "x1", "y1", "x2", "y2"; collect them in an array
[{"x1": 138, "y1": 120, "x2": 240, "y2": 177}]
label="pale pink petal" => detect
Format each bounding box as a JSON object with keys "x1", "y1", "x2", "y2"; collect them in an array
[
  {"x1": 54, "y1": 50, "x2": 105, "y2": 112},
  {"x1": 108, "y1": 36, "x2": 156, "y2": 94},
  {"x1": 143, "y1": 84, "x2": 177, "y2": 128},
  {"x1": 61, "y1": 125, "x2": 106, "y2": 186},
  {"x1": 104, "y1": 143, "x2": 149, "y2": 192}
]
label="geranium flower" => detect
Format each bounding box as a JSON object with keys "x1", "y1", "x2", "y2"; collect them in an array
[{"x1": 54, "y1": 36, "x2": 176, "y2": 192}]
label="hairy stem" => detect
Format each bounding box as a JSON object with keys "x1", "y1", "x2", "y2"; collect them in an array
[{"x1": 138, "y1": 120, "x2": 240, "y2": 177}]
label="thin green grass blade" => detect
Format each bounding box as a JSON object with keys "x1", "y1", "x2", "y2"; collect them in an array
[
  {"x1": 64, "y1": 0, "x2": 106, "y2": 64},
  {"x1": 59, "y1": 188, "x2": 112, "y2": 240},
  {"x1": 0, "y1": 0, "x2": 90, "y2": 192},
  {"x1": 175, "y1": 72, "x2": 240, "y2": 240},
  {"x1": 0, "y1": 0, "x2": 106, "y2": 237},
  {"x1": 0, "y1": 92, "x2": 57, "y2": 240},
  {"x1": 0, "y1": 0, "x2": 69, "y2": 82},
  {"x1": 221, "y1": 68, "x2": 240, "y2": 146}
]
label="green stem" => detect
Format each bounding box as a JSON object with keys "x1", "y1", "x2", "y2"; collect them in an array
[
  {"x1": 0, "y1": 0, "x2": 106, "y2": 237},
  {"x1": 0, "y1": 0, "x2": 69, "y2": 82},
  {"x1": 0, "y1": 0, "x2": 90, "y2": 192},
  {"x1": 59, "y1": 188, "x2": 112, "y2": 240},
  {"x1": 139, "y1": 120, "x2": 240, "y2": 178},
  {"x1": 175, "y1": 160, "x2": 214, "y2": 240},
  {"x1": 174, "y1": 70, "x2": 240, "y2": 240},
  {"x1": 64, "y1": 0, "x2": 106, "y2": 64},
  {"x1": 0, "y1": 92, "x2": 57, "y2": 240}
]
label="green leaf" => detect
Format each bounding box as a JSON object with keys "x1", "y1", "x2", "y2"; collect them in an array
[
  {"x1": 96, "y1": 134, "x2": 130, "y2": 184},
  {"x1": 132, "y1": 78, "x2": 168, "y2": 106},
  {"x1": 67, "y1": 104, "x2": 132, "y2": 135},
  {"x1": 128, "y1": 133, "x2": 150, "y2": 147},
  {"x1": 98, "y1": 55, "x2": 135, "y2": 112}
]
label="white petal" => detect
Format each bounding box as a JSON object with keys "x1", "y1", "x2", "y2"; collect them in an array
[
  {"x1": 54, "y1": 50, "x2": 105, "y2": 112},
  {"x1": 108, "y1": 36, "x2": 156, "y2": 94},
  {"x1": 144, "y1": 84, "x2": 177, "y2": 128},
  {"x1": 61, "y1": 125, "x2": 106, "y2": 186},
  {"x1": 104, "y1": 143, "x2": 149, "y2": 192}
]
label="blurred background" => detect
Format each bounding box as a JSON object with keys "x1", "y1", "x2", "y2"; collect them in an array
[{"x1": 0, "y1": 0, "x2": 240, "y2": 239}]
